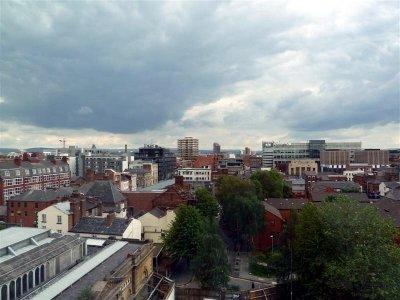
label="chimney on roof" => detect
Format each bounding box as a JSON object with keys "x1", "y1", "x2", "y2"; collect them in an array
[
  {"x1": 80, "y1": 198, "x2": 86, "y2": 217},
  {"x1": 106, "y1": 212, "x2": 115, "y2": 227},
  {"x1": 85, "y1": 169, "x2": 95, "y2": 181},
  {"x1": 124, "y1": 144, "x2": 128, "y2": 154},
  {"x1": 70, "y1": 199, "x2": 81, "y2": 226},
  {"x1": 14, "y1": 157, "x2": 22, "y2": 166},
  {"x1": 22, "y1": 152, "x2": 30, "y2": 161},
  {"x1": 175, "y1": 175, "x2": 184, "y2": 187},
  {"x1": 97, "y1": 201, "x2": 103, "y2": 216}
]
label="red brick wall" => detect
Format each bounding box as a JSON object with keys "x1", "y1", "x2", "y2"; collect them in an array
[
  {"x1": 7, "y1": 200, "x2": 58, "y2": 227},
  {"x1": 255, "y1": 211, "x2": 284, "y2": 250}
]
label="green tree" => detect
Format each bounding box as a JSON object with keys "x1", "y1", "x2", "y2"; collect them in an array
[
  {"x1": 191, "y1": 232, "x2": 230, "y2": 289},
  {"x1": 195, "y1": 187, "x2": 219, "y2": 220},
  {"x1": 294, "y1": 197, "x2": 400, "y2": 299},
  {"x1": 222, "y1": 193, "x2": 264, "y2": 248},
  {"x1": 215, "y1": 175, "x2": 258, "y2": 204},
  {"x1": 163, "y1": 205, "x2": 204, "y2": 263},
  {"x1": 250, "y1": 170, "x2": 285, "y2": 199}
]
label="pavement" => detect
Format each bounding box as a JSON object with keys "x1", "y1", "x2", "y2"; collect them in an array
[{"x1": 228, "y1": 251, "x2": 276, "y2": 291}]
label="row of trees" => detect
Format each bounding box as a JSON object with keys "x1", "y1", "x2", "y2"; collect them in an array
[
  {"x1": 271, "y1": 195, "x2": 400, "y2": 299},
  {"x1": 163, "y1": 188, "x2": 229, "y2": 289}
]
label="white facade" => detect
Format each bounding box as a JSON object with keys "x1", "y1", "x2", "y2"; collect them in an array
[
  {"x1": 343, "y1": 169, "x2": 365, "y2": 181},
  {"x1": 177, "y1": 167, "x2": 211, "y2": 182},
  {"x1": 37, "y1": 203, "x2": 71, "y2": 234},
  {"x1": 138, "y1": 210, "x2": 176, "y2": 243}
]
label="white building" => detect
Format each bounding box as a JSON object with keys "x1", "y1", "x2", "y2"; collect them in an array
[
  {"x1": 137, "y1": 208, "x2": 176, "y2": 243},
  {"x1": 37, "y1": 201, "x2": 74, "y2": 234},
  {"x1": 177, "y1": 166, "x2": 211, "y2": 182}
]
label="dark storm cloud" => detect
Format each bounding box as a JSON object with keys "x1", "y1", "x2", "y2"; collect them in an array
[
  {"x1": 0, "y1": 1, "x2": 398, "y2": 135},
  {"x1": 0, "y1": 1, "x2": 301, "y2": 133}
]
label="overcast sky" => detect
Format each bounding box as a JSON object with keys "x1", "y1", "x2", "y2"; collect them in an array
[{"x1": 1, "y1": 1, "x2": 399, "y2": 150}]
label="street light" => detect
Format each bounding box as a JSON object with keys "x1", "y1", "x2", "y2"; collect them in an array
[{"x1": 270, "y1": 234, "x2": 274, "y2": 252}]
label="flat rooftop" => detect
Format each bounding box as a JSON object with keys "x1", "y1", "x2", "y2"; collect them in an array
[{"x1": 0, "y1": 227, "x2": 49, "y2": 250}]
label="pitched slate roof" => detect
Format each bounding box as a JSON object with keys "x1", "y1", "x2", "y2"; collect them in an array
[
  {"x1": 0, "y1": 160, "x2": 69, "y2": 179},
  {"x1": 263, "y1": 203, "x2": 283, "y2": 220},
  {"x1": 70, "y1": 216, "x2": 130, "y2": 236},
  {"x1": 8, "y1": 187, "x2": 73, "y2": 202},
  {"x1": 79, "y1": 180, "x2": 126, "y2": 205}
]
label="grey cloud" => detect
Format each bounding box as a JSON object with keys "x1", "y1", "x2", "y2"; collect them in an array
[
  {"x1": 0, "y1": 1, "x2": 300, "y2": 133},
  {"x1": 0, "y1": 1, "x2": 398, "y2": 136}
]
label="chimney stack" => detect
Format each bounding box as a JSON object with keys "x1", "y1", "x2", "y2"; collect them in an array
[
  {"x1": 175, "y1": 175, "x2": 184, "y2": 187},
  {"x1": 14, "y1": 157, "x2": 22, "y2": 166},
  {"x1": 80, "y1": 198, "x2": 86, "y2": 217},
  {"x1": 124, "y1": 144, "x2": 128, "y2": 154},
  {"x1": 105, "y1": 212, "x2": 115, "y2": 227},
  {"x1": 97, "y1": 201, "x2": 103, "y2": 216}
]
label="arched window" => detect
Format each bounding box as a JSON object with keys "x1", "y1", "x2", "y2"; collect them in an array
[
  {"x1": 22, "y1": 274, "x2": 28, "y2": 293},
  {"x1": 16, "y1": 277, "x2": 21, "y2": 297},
  {"x1": 40, "y1": 265, "x2": 45, "y2": 282},
  {"x1": 9, "y1": 280, "x2": 15, "y2": 300},
  {"x1": 35, "y1": 268, "x2": 40, "y2": 286},
  {"x1": 28, "y1": 271, "x2": 33, "y2": 289},
  {"x1": 1, "y1": 285, "x2": 7, "y2": 300}
]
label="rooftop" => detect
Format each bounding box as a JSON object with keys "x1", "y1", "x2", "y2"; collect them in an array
[
  {"x1": 31, "y1": 241, "x2": 140, "y2": 300},
  {"x1": 0, "y1": 227, "x2": 50, "y2": 251},
  {"x1": 266, "y1": 198, "x2": 308, "y2": 210},
  {"x1": 79, "y1": 180, "x2": 126, "y2": 205},
  {"x1": 0, "y1": 234, "x2": 84, "y2": 284},
  {"x1": 9, "y1": 187, "x2": 73, "y2": 202},
  {"x1": 71, "y1": 216, "x2": 131, "y2": 236}
]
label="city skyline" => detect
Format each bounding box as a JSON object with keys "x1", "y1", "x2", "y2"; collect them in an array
[{"x1": 1, "y1": 1, "x2": 399, "y2": 149}]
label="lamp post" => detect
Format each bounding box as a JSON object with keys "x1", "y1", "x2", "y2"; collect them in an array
[{"x1": 270, "y1": 234, "x2": 274, "y2": 252}]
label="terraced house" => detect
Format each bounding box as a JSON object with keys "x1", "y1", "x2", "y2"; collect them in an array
[{"x1": 0, "y1": 154, "x2": 71, "y2": 205}]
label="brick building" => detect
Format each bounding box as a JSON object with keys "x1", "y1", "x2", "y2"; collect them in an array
[
  {"x1": 255, "y1": 203, "x2": 284, "y2": 250},
  {"x1": 0, "y1": 155, "x2": 71, "y2": 205},
  {"x1": 354, "y1": 149, "x2": 389, "y2": 167},
  {"x1": 6, "y1": 187, "x2": 73, "y2": 227}
]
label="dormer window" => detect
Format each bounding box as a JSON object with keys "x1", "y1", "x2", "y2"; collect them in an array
[
  {"x1": 4, "y1": 170, "x2": 10, "y2": 176},
  {"x1": 15, "y1": 170, "x2": 21, "y2": 176}
]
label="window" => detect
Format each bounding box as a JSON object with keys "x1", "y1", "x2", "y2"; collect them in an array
[
  {"x1": 42, "y1": 226, "x2": 46, "y2": 229},
  {"x1": 41, "y1": 214, "x2": 46, "y2": 223},
  {"x1": 24, "y1": 211, "x2": 27, "y2": 216},
  {"x1": 4, "y1": 179, "x2": 12, "y2": 186},
  {"x1": 15, "y1": 170, "x2": 21, "y2": 176},
  {"x1": 57, "y1": 230, "x2": 62, "y2": 233},
  {"x1": 57, "y1": 215, "x2": 62, "y2": 224},
  {"x1": 13, "y1": 178, "x2": 23, "y2": 185},
  {"x1": 32, "y1": 169, "x2": 36, "y2": 175},
  {"x1": 4, "y1": 170, "x2": 10, "y2": 176},
  {"x1": 24, "y1": 202, "x2": 27, "y2": 207},
  {"x1": 25, "y1": 169, "x2": 30, "y2": 175},
  {"x1": 35, "y1": 203, "x2": 38, "y2": 208}
]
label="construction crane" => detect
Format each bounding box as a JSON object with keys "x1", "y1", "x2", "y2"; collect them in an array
[{"x1": 59, "y1": 138, "x2": 66, "y2": 149}]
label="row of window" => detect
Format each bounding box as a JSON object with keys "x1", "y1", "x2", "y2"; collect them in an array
[
  {"x1": 41, "y1": 214, "x2": 62, "y2": 224},
  {"x1": 2, "y1": 165, "x2": 69, "y2": 177},
  {"x1": 4, "y1": 174, "x2": 70, "y2": 186},
  {"x1": 3, "y1": 181, "x2": 70, "y2": 200}
]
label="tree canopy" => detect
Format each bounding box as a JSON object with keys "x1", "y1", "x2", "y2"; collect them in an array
[
  {"x1": 195, "y1": 187, "x2": 219, "y2": 220},
  {"x1": 191, "y1": 232, "x2": 230, "y2": 289},
  {"x1": 163, "y1": 205, "x2": 205, "y2": 262},
  {"x1": 250, "y1": 170, "x2": 291, "y2": 199},
  {"x1": 293, "y1": 196, "x2": 400, "y2": 299}
]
